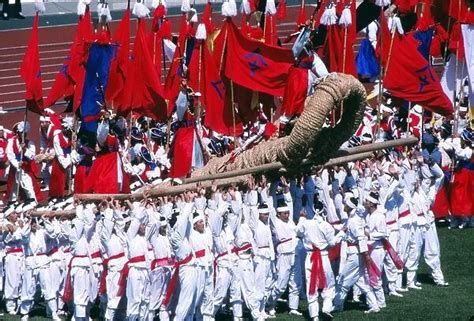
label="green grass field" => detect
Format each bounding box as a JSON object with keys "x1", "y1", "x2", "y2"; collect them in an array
[{"x1": 1, "y1": 225, "x2": 473, "y2": 320}]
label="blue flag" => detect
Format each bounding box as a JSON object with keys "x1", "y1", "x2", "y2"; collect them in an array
[
  {"x1": 413, "y1": 28, "x2": 434, "y2": 61},
  {"x1": 80, "y1": 43, "x2": 115, "y2": 134}
]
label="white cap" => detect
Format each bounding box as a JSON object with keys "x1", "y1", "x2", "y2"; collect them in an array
[
  {"x1": 62, "y1": 116, "x2": 74, "y2": 130},
  {"x1": 15, "y1": 121, "x2": 31, "y2": 133},
  {"x1": 412, "y1": 104, "x2": 423, "y2": 114},
  {"x1": 381, "y1": 104, "x2": 393, "y2": 114},
  {"x1": 344, "y1": 192, "x2": 358, "y2": 210}
]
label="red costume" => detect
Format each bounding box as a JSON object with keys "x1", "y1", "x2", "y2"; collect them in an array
[
  {"x1": 87, "y1": 135, "x2": 130, "y2": 194},
  {"x1": 449, "y1": 154, "x2": 474, "y2": 218}
]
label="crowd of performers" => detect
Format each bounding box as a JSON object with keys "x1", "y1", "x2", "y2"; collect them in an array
[{"x1": 0, "y1": 141, "x2": 469, "y2": 320}]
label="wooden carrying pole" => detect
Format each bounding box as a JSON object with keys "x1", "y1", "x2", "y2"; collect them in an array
[
  {"x1": 70, "y1": 137, "x2": 418, "y2": 203},
  {"x1": 31, "y1": 137, "x2": 418, "y2": 216}
]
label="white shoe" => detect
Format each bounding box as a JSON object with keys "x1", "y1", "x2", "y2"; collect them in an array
[
  {"x1": 436, "y1": 281, "x2": 449, "y2": 287},
  {"x1": 352, "y1": 296, "x2": 361, "y2": 303},
  {"x1": 379, "y1": 303, "x2": 387, "y2": 308},
  {"x1": 264, "y1": 311, "x2": 276, "y2": 319},
  {"x1": 268, "y1": 309, "x2": 276, "y2": 317},
  {"x1": 21, "y1": 315, "x2": 29, "y2": 321},
  {"x1": 52, "y1": 315, "x2": 62, "y2": 321},
  {"x1": 396, "y1": 287, "x2": 409, "y2": 292},
  {"x1": 408, "y1": 284, "x2": 422, "y2": 290},
  {"x1": 322, "y1": 311, "x2": 334, "y2": 318},
  {"x1": 389, "y1": 291, "x2": 404, "y2": 297},
  {"x1": 312, "y1": 317, "x2": 319, "y2": 321},
  {"x1": 364, "y1": 307, "x2": 380, "y2": 314},
  {"x1": 289, "y1": 310, "x2": 302, "y2": 316}
]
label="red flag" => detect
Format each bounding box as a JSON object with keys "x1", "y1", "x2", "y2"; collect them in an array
[
  {"x1": 296, "y1": 3, "x2": 306, "y2": 28},
  {"x1": 20, "y1": 13, "x2": 43, "y2": 114},
  {"x1": 394, "y1": 0, "x2": 418, "y2": 14},
  {"x1": 276, "y1": 0, "x2": 287, "y2": 20},
  {"x1": 384, "y1": 34, "x2": 453, "y2": 115},
  {"x1": 71, "y1": 9, "x2": 93, "y2": 111},
  {"x1": 264, "y1": 14, "x2": 278, "y2": 46},
  {"x1": 377, "y1": 8, "x2": 393, "y2": 67},
  {"x1": 224, "y1": 20, "x2": 293, "y2": 96},
  {"x1": 188, "y1": 41, "x2": 238, "y2": 135},
  {"x1": 202, "y1": 2, "x2": 216, "y2": 34},
  {"x1": 119, "y1": 19, "x2": 167, "y2": 120},
  {"x1": 448, "y1": 0, "x2": 468, "y2": 20},
  {"x1": 106, "y1": 9, "x2": 130, "y2": 107},
  {"x1": 44, "y1": 12, "x2": 92, "y2": 108},
  {"x1": 326, "y1": 1, "x2": 357, "y2": 76}
]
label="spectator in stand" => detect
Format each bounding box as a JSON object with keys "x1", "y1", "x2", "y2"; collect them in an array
[{"x1": 1, "y1": 0, "x2": 25, "y2": 20}]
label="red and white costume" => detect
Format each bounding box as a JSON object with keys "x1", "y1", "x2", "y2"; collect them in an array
[
  {"x1": 6, "y1": 136, "x2": 43, "y2": 203},
  {"x1": 49, "y1": 131, "x2": 73, "y2": 198},
  {"x1": 280, "y1": 53, "x2": 328, "y2": 121}
]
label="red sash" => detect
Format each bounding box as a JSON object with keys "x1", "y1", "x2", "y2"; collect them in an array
[
  {"x1": 399, "y1": 209, "x2": 411, "y2": 218},
  {"x1": 162, "y1": 254, "x2": 193, "y2": 307},
  {"x1": 6, "y1": 247, "x2": 23, "y2": 255},
  {"x1": 382, "y1": 239, "x2": 404, "y2": 270},
  {"x1": 47, "y1": 247, "x2": 59, "y2": 256},
  {"x1": 62, "y1": 255, "x2": 88, "y2": 302},
  {"x1": 151, "y1": 256, "x2": 175, "y2": 270},
  {"x1": 276, "y1": 237, "x2": 292, "y2": 248},
  {"x1": 116, "y1": 255, "x2": 146, "y2": 297},
  {"x1": 308, "y1": 245, "x2": 327, "y2": 295},
  {"x1": 98, "y1": 252, "x2": 125, "y2": 296},
  {"x1": 195, "y1": 249, "x2": 206, "y2": 258}
]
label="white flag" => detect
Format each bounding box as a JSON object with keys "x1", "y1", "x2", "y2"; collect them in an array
[
  {"x1": 461, "y1": 24, "x2": 474, "y2": 106},
  {"x1": 440, "y1": 54, "x2": 467, "y2": 105}
]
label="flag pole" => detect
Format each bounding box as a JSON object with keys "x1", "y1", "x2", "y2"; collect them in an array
[
  {"x1": 405, "y1": 101, "x2": 412, "y2": 153},
  {"x1": 219, "y1": 20, "x2": 229, "y2": 75},
  {"x1": 452, "y1": 0, "x2": 463, "y2": 135},
  {"x1": 16, "y1": 107, "x2": 29, "y2": 198},
  {"x1": 230, "y1": 80, "x2": 237, "y2": 143},
  {"x1": 68, "y1": 115, "x2": 78, "y2": 196},
  {"x1": 374, "y1": 6, "x2": 385, "y2": 142},
  {"x1": 196, "y1": 40, "x2": 203, "y2": 122}
]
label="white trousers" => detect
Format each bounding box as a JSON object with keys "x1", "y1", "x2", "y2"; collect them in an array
[
  {"x1": 126, "y1": 266, "x2": 151, "y2": 320},
  {"x1": 194, "y1": 265, "x2": 214, "y2": 321},
  {"x1": 173, "y1": 264, "x2": 198, "y2": 321},
  {"x1": 4, "y1": 253, "x2": 24, "y2": 313},
  {"x1": 230, "y1": 257, "x2": 261, "y2": 320},
  {"x1": 370, "y1": 247, "x2": 386, "y2": 307},
  {"x1": 20, "y1": 264, "x2": 58, "y2": 316},
  {"x1": 304, "y1": 253, "x2": 334, "y2": 318},
  {"x1": 334, "y1": 253, "x2": 378, "y2": 311},
  {"x1": 72, "y1": 265, "x2": 91, "y2": 319},
  {"x1": 407, "y1": 222, "x2": 445, "y2": 284},
  {"x1": 10, "y1": 171, "x2": 36, "y2": 202},
  {"x1": 397, "y1": 223, "x2": 417, "y2": 288},
  {"x1": 268, "y1": 252, "x2": 301, "y2": 311},
  {"x1": 253, "y1": 255, "x2": 273, "y2": 313},
  {"x1": 383, "y1": 229, "x2": 400, "y2": 293}
]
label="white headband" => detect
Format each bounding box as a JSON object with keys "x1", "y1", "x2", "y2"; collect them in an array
[
  {"x1": 366, "y1": 194, "x2": 379, "y2": 205},
  {"x1": 277, "y1": 206, "x2": 290, "y2": 213}
]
